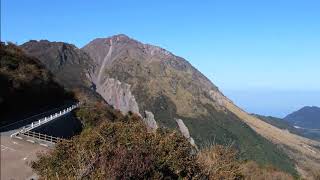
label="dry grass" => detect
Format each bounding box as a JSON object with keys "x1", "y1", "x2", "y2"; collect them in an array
[
  {"x1": 197, "y1": 143, "x2": 295, "y2": 180},
  {"x1": 197, "y1": 144, "x2": 242, "y2": 180},
  {"x1": 240, "y1": 161, "x2": 293, "y2": 180}
]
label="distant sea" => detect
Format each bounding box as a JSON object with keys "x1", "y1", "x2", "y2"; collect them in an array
[{"x1": 222, "y1": 89, "x2": 320, "y2": 118}]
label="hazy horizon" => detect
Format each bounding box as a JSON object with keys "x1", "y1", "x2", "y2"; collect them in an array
[{"x1": 2, "y1": 0, "x2": 319, "y2": 116}]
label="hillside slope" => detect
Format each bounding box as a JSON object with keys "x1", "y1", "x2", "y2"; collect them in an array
[
  {"x1": 81, "y1": 35, "x2": 297, "y2": 174},
  {"x1": 223, "y1": 100, "x2": 320, "y2": 179},
  {"x1": 0, "y1": 42, "x2": 74, "y2": 127}
]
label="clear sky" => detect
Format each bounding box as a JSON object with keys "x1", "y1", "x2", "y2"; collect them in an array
[{"x1": 2, "y1": 0, "x2": 320, "y2": 117}]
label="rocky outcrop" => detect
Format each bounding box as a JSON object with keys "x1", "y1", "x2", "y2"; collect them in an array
[
  {"x1": 143, "y1": 111, "x2": 158, "y2": 131},
  {"x1": 175, "y1": 118, "x2": 196, "y2": 147},
  {"x1": 97, "y1": 78, "x2": 140, "y2": 115}
]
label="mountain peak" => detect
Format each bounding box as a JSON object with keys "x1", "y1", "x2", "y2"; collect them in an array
[
  {"x1": 110, "y1": 33, "x2": 130, "y2": 39},
  {"x1": 284, "y1": 106, "x2": 320, "y2": 129},
  {"x1": 300, "y1": 106, "x2": 320, "y2": 110}
]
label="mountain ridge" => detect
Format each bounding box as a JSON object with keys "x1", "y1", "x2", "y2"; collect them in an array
[{"x1": 21, "y1": 40, "x2": 96, "y2": 89}]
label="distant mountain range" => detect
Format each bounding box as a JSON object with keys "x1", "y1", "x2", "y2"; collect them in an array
[
  {"x1": 284, "y1": 106, "x2": 320, "y2": 129},
  {"x1": 253, "y1": 111, "x2": 320, "y2": 141}
]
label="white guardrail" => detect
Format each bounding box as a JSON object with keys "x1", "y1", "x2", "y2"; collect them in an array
[{"x1": 10, "y1": 103, "x2": 80, "y2": 141}]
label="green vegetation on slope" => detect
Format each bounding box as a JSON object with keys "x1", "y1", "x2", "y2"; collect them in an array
[
  {"x1": 142, "y1": 94, "x2": 297, "y2": 176},
  {"x1": 181, "y1": 104, "x2": 298, "y2": 176}
]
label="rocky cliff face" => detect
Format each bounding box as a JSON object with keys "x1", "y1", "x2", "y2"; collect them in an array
[{"x1": 97, "y1": 78, "x2": 140, "y2": 114}]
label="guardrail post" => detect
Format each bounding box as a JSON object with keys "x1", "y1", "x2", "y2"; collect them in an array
[
  {"x1": 31, "y1": 122, "x2": 33, "y2": 128},
  {"x1": 38, "y1": 120, "x2": 41, "y2": 124}
]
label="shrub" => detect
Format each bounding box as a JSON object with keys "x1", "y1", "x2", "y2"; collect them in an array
[
  {"x1": 31, "y1": 110, "x2": 201, "y2": 179},
  {"x1": 240, "y1": 161, "x2": 293, "y2": 180},
  {"x1": 197, "y1": 144, "x2": 243, "y2": 180}
]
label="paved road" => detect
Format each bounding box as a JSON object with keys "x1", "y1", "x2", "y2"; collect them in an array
[
  {"x1": 0, "y1": 103, "x2": 74, "y2": 133},
  {"x1": 1, "y1": 135, "x2": 47, "y2": 180}
]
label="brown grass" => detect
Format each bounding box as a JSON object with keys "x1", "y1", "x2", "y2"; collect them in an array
[
  {"x1": 197, "y1": 144, "x2": 242, "y2": 180},
  {"x1": 240, "y1": 161, "x2": 293, "y2": 180}
]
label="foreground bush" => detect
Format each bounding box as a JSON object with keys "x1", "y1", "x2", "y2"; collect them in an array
[
  {"x1": 31, "y1": 109, "x2": 201, "y2": 179},
  {"x1": 31, "y1": 102, "x2": 296, "y2": 179}
]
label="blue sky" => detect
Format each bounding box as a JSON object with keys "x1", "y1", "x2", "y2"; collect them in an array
[{"x1": 2, "y1": 0, "x2": 320, "y2": 117}]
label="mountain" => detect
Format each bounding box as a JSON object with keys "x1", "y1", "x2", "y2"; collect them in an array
[
  {"x1": 82, "y1": 35, "x2": 300, "y2": 173},
  {"x1": 20, "y1": 35, "x2": 320, "y2": 177},
  {"x1": 21, "y1": 40, "x2": 96, "y2": 89},
  {"x1": 285, "y1": 106, "x2": 320, "y2": 129},
  {"x1": 0, "y1": 42, "x2": 74, "y2": 127}
]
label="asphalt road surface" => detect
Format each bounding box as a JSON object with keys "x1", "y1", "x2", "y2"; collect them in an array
[{"x1": 1, "y1": 135, "x2": 47, "y2": 180}]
